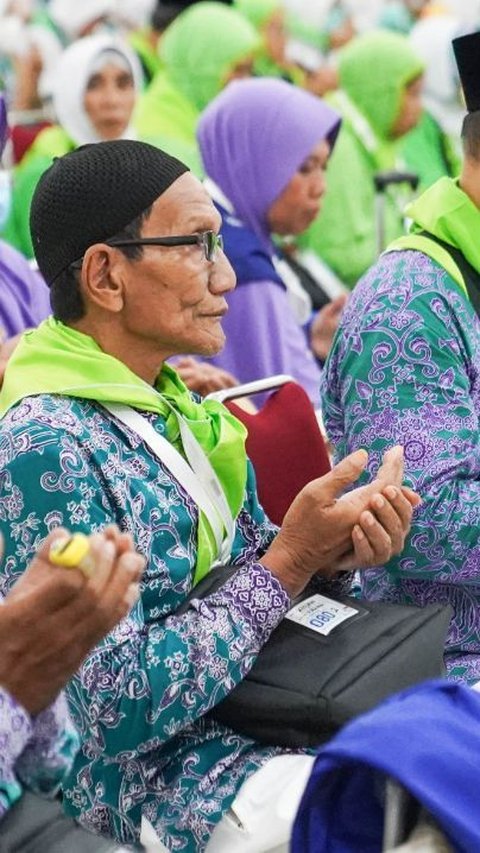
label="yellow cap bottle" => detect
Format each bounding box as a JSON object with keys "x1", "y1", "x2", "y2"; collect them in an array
[{"x1": 49, "y1": 532, "x2": 94, "y2": 577}]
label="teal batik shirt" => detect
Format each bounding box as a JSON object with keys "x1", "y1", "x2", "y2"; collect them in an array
[{"x1": 0, "y1": 394, "x2": 292, "y2": 851}]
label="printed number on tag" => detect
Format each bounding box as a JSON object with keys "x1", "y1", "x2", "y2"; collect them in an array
[{"x1": 286, "y1": 594, "x2": 359, "y2": 636}]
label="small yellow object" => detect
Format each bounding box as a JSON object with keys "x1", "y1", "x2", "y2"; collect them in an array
[{"x1": 49, "y1": 533, "x2": 94, "y2": 577}]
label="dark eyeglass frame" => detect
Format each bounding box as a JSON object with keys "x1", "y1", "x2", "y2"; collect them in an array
[{"x1": 107, "y1": 230, "x2": 224, "y2": 262}]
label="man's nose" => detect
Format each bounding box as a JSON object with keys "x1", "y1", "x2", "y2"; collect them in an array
[{"x1": 209, "y1": 252, "x2": 236, "y2": 294}]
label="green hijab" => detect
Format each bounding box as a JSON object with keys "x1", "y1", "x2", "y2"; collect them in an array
[
  {"x1": 160, "y1": 2, "x2": 260, "y2": 112},
  {"x1": 0, "y1": 318, "x2": 248, "y2": 584},
  {"x1": 338, "y1": 30, "x2": 424, "y2": 140},
  {"x1": 234, "y1": 0, "x2": 279, "y2": 28}
]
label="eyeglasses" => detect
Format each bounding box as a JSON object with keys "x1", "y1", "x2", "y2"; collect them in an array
[{"x1": 107, "y1": 230, "x2": 224, "y2": 263}]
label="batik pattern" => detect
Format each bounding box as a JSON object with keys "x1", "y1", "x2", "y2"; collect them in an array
[
  {"x1": 322, "y1": 249, "x2": 480, "y2": 683},
  {"x1": 0, "y1": 687, "x2": 77, "y2": 819},
  {"x1": 0, "y1": 395, "x2": 292, "y2": 850}
]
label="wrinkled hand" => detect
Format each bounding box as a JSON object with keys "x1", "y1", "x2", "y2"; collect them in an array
[
  {"x1": 0, "y1": 526, "x2": 145, "y2": 715},
  {"x1": 310, "y1": 295, "x2": 348, "y2": 362},
  {"x1": 175, "y1": 356, "x2": 238, "y2": 396},
  {"x1": 262, "y1": 447, "x2": 420, "y2": 597}
]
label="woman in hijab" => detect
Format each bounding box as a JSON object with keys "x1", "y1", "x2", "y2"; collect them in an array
[
  {"x1": 0, "y1": 92, "x2": 50, "y2": 346},
  {"x1": 401, "y1": 13, "x2": 465, "y2": 188},
  {"x1": 297, "y1": 30, "x2": 424, "y2": 289},
  {"x1": 233, "y1": 0, "x2": 295, "y2": 80},
  {"x1": 196, "y1": 77, "x2": 342, "y2": 406},
  {"x1": 134, "y1": 2, "x2": 259, "y2": 163},
  {"x1": 2, "y1": 32, "x2": 142, "y2": 259}
]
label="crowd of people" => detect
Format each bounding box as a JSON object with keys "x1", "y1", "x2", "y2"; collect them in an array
[{"x1": 1, "y1": 0, "x2": 480, "y2": 851}]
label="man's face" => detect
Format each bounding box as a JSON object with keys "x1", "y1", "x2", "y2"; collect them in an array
[{"x1": 116, "y1": 172, "x2": 236, "y2": 359}]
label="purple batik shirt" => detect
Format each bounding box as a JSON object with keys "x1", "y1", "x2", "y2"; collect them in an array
[
  {"x1": 0, "y1": 595, "x2": 79, "y2": 820},
  {"x1": 0, "y1": 686, "x2": 79, "y2": 820}
]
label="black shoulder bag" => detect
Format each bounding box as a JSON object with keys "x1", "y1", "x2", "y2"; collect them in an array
[{"x1": 179, "y1": 566, "x2": 452, "y2": 749}]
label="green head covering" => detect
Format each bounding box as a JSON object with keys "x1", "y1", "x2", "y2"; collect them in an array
[
  {"x1": 234, "y1": 0, "x2": 280, "y2": 29},
  {"x1": 338, "y1": 31, "x2": 424, "y2": 139},
  {"x1": 0, "y1": 318, "x2": 248, "y2": 585},
  {"x1": 160, "y1": 1, "x2": 260, "y2": 112}
]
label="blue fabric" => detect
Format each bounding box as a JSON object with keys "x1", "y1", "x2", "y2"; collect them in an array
[
  {"x1": 217, "y1": 202, "x2": 284, "y2": 288},
  {"x1": 292, "y1": 680, "x2": 480, "y2": 853}
]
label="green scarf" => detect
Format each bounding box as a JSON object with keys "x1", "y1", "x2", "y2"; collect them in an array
[
  {"x1": 0, "y1": 318, "x2": 248, "y2": 584},
  {"x1": 387, "y1": 177, "x2": 480, "y2": 299}
]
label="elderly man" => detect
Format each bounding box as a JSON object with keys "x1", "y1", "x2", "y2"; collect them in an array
[
  {"x1": 0, "y1": 140, "x2": 418, "y2": 851},
  {"x1": 0, "y1": 525, "x2": 144, "y2": 851}
]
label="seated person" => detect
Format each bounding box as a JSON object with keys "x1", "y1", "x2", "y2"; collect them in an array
[
  {"x1": 321, "y1": 30, "x2": 480, "y2": 686},
  {"x1": 134, "y1": 2, "x2": 259, "y2": 168},
  {"x1": 0, "y1": 92, "x2": 50, "y2": 339},
  {"x1": 196, "y1": 77, "x2": 345, "y2": 405},
  {"x1": 2, "y1": 33, "x2": 143, "y2": 260},
  {"x1": 402, "y1": 14, "x2": 465, "y2": 189},
  {"x1": 0, "y1": 525, "x2": 144, "y2": 851},
  {"x1": 0, "y1": 139, "x2": 418, "y2": 850},
  {"x1": 297, "y1": 30, "x2": 424, "y2": 288}
]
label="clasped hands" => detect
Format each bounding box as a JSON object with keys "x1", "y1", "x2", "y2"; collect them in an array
[{"x1": 263, "y1": 446, "x2": 420, "y2": 598}]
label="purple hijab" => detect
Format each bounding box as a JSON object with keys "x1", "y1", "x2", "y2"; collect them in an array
[{"x1": 197, "y1": 78, "x2": 341, "y2": 251}]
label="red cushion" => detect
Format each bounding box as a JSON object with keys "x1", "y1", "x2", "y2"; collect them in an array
[
  {"x1": 10, "y1": 122, "x2": 51, "y2": 164},
  {"x1": 227, "y1": 382, "x2": 331, "y2": 526}
]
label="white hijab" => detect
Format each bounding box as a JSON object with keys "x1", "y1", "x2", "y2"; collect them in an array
[
  {"x1": 409, "y1": 15, "x2": 467, "y2": 139},
  {"x1": 48, "y1": 0, "x2": 114, "y2": 40},
  {"x1": 51, "y1": 33, "x2": 143, "y2": 146}
]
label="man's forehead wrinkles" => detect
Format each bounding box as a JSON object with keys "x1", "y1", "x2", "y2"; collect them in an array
[{"x1": 180, "y1": 205, "x2": 222, "y2": 230}]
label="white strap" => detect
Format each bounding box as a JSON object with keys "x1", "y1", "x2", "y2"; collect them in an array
[
  {"x1": 176, "y1": 416, "x2": 235, "y2": 554},
  {"x1": 102, "y1": 403, "x2": 234, "y2": 564}
]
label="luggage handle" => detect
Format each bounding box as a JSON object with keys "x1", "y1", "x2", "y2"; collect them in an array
[
  {"x1": 374, "y1": 171, "x2": 420, "y2": 255},
  {"x1": 374, "y1": 170, "x2": 419, "y2": 193}
]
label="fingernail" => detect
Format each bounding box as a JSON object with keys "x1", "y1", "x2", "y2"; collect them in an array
[
  {"x1": 385, "y1": 486, "x2": 398, "y2": 500},
  {"x1": 354, "y1": 526, "x2": 364, "y2": 540},
  {"x1": 373, "y1": 495, "x2": 384, "y2": 509},
  {"x1": 365, "y1": 513, "x2": 375, "y2": 527}
]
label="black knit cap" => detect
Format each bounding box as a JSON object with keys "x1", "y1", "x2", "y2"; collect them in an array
[
  {"x1": 30, "y1": 139, "x2": 189, "y2": 286},
  {"x1": 452, "y1": 31, "x2": 480, "y2": 114}
]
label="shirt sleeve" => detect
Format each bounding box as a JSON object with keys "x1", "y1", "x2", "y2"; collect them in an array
[
  {"x1": 14, "y1": 692, "x2": 79, "y2": 798},
  {"x1": 322, "y1": 251, "x2": 480, "y2": 584},
  {"x1": 0, "y1": 686, "x2": 32, "y2": 820}
]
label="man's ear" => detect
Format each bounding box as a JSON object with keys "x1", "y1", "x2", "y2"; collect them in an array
[{"x1": 80, "y1": 245, "x2": 126, "y2": 313}]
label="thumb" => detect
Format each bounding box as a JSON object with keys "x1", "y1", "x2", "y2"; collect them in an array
[
  {"x1": 331, "y1": 294, "x2": 348, "y2": 313},
  {"x1": 377, "y1": 445, "x2": 404, "y2": 486},
  {"x1": 322, "y1": 449, "x2": 369, "y2": 500},
  {"x1": 37, "y1": 527, "x2": 71, "y2": 561}
]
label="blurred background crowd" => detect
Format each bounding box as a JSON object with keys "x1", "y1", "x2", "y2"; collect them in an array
[{"x1": 0, "y1": 0, "x2": 479, "y2": 401}]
